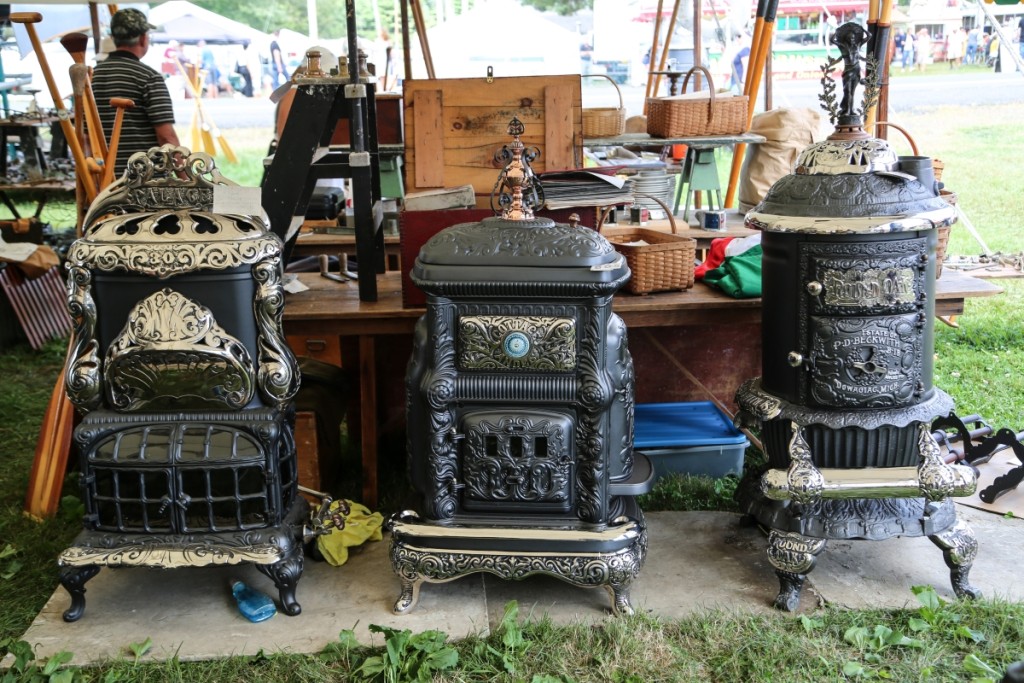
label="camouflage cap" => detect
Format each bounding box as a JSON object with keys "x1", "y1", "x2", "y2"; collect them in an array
[{"x1": 110, "y1": 9, "x2": 157, "y2": 41}]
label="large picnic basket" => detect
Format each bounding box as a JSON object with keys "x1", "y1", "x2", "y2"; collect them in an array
[
  {"x1": 646, "y1": 66, "x2": 748, "y2": 137},
  {"x1": 600, "y1": 194, "x2": 696, "y2": 295}
]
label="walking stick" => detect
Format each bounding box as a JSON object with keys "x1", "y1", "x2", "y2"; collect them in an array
[
  {"x1": 101, "y1": 98, "x2": 135, "y2": 189},
  {"x1": 723, "y1": 0, "x2": 779, "y2": 209},
  {"x1": 59, "y1": 32, "x2": 108, "y2": 161},
  {"x1": 10, "y1": 13, "x2": 98, "y2": 202},
  {"x1": 642, "y1": 0, "x2": 666, "y2": 115},
  {"x1": 652, "y1": 0, "x2": 683, "y2": 98}
]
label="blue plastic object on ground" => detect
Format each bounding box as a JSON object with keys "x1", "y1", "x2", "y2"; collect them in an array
[{"x1": 231, "y1": 581, "x2": 277, "y2": 623}]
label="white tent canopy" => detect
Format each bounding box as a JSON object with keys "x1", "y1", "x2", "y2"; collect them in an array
[{"x1": 408, "y1": 0, "x2": 584, "y2": 79}]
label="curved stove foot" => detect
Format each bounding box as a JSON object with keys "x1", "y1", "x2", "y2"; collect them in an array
[
  {"x1": 59, "y1": 564, "x2": 101, "y2": 622},
  {"x1": 257, "y1": 545, "x2": 304, "y2": 616},
  {"x1": 766, "y1": 531, "x2": 826, "y2": 612},
  {"x1": 929, "y1": 518, "x2": 982, "y2": 600}
]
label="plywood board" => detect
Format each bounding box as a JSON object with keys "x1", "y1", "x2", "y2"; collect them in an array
[{"x1": 403, "y1": 75, "x2": 582, "y2": 207}]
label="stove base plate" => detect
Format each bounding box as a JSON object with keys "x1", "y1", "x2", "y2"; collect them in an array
[
  {"x1": 387, "y1": 504, "x2": 647, "y2": 616},
  {"x1": 57, "y1": 498, "x2": 308, "y2": 622}
]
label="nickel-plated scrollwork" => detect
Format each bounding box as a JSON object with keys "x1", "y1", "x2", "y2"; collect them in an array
[
  {"x1": 766, "y1": 530, "x2": 827, "y2": 611},
  {"x1": 103, "y1": 289, "x2": 255, "y2": 411},
  {"x1": 65, "y1": 264, "x2": 102, "y2": 411},
  {"x1": 917, "y1": 423, "x2": 977, "y2": 501},
  {"x1": 253, "y1": 260, "x2": 300, "y2": 407},
  {"x1": 928, "y1": 518, "x2": 981, "y2": 600},
  {"x1": 84, "y1": 145, "x2": 236, "y2": 226},
  {"x1": 458, "y1": 315, "x2": 576, "y2": 371}
]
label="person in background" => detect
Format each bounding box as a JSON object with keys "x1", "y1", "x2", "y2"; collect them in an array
[
  {"x1": 199, "y1": 40, "x2": 219, "y2": 97},
  {"x1": 946, "y1": 27, "x2": 964, "y2": 68},
  {"x1": 915, "y1": 28, "x2": 930, "y2": 72},
  {"x1": 901, "y1": 29, "x2": 915, "y2": 71},
  {"x1": 270, "y1": 30, "x2": 289, "y2": 88},
  {"x1": 966, "y1": 27, "x2": 980, "y2": 65},
  {"x1": 1018, "y1": 15, "x2": 1024, "y2": 59},
  {"x1": 235, "y1": 42, "x2": 254, "y2": 97},
  {"x1": 92, "y1": 8, "x2": 180, "y2": 177},
  {"x1": 893, "y1": 28, "x2": 906, "y2": 70}
]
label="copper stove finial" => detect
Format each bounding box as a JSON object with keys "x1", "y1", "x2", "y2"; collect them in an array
[{"x1": 490, "y1": 117, "x2": 544, "y2": 220}]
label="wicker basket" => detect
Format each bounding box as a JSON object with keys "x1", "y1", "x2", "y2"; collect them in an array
[
  {"x1": 936, "y1": 189, "x2": 958, "y2": 279},
  {"x1": 600, "y1": 194, "x2": 696, "y2": 295},
  {"x1": 582, "y1": 74, "x2": 626, "y2": 138},
  {"x1": 646, "y1": 66, "x2": 748, "y2": 137}
]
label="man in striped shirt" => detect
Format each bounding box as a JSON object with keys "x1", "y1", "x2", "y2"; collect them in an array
[{"x1": 92, "y1": 8, "x2": 180, "y2": 178}]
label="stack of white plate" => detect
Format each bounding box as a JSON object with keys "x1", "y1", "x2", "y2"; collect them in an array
[{"x1": 631, "y1": 170, "x2": 676, "y2": 220}]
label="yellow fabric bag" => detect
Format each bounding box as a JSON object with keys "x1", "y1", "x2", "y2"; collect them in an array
[{"x1": 316, "y1": 499, "x2": 384, "y2": 566}]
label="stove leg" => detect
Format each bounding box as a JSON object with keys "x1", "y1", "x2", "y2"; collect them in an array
[
  {"x1": 257, "y1": 545, "x2": 304, "y2": 616},
  {"x1": 928, "y1": 518, "x2": 982, "y2": 600},
  {"x1": 606, "y1": 584, "x2": 635, "y2": 616},
  {"x1": 766, "y1": 531, "x2": 826, "y2": 612},
  {"x1": 59, "y1": 564, "x2": 100, "y2": 622},
  {"x1": 393, "y1": 576, "x2": 422, "y2": 614}
]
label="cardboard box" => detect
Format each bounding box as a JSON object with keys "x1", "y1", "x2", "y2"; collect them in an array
[{"x1": 634, "y1": 402, "x2": 749, "y2": 479}]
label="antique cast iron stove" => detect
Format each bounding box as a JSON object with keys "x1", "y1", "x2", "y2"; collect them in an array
[
  {"x1": 58, "y1": 146, "x2": 308, "y2": 621},
  {"x1": 389, "y1": 119, "x2": 653, "y2": 615},
  {"x1": 735, "y1": 26, "x2": 980, "y2": 611}
]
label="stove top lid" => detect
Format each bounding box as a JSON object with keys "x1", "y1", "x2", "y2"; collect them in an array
[
  {"x1": 746, "y1": 22, "x2": 956, "y2": 235},
  {"x1": 413, "y1": 117, "x2": 630, "y2": 285},
  {"x1": 416, "y1": 215, "x2": 623, "y2": 269}
]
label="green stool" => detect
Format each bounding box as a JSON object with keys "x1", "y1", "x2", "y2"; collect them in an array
[{"x1": 673, "y1": 147, "x2": 722, "y2": 220}]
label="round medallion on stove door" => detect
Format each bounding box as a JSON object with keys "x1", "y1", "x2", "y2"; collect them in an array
[{"x1": 503, "y1": 331, "x2": 531, "y2": 359}]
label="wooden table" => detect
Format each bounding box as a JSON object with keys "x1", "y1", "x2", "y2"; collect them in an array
[
  {"x1": 584, "y1": 132, "x2": 766, "y2": 149},
  {"x1": 292, "y1": 228, "x2": 403, "y2": 271},
  {"x1": 283, "y1": 269, "x2": 1002, "y2": 509}
]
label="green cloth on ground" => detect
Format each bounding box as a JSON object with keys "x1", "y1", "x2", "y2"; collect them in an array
[
  {"x1": 703, "y1": 244, "x2": 763, "y2": 298},
  {"x1": 316, "y1": 499, "x2": 384, "y2": 566}
]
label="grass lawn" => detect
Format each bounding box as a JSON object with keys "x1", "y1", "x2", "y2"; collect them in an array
[{"x1": 1, "y1": 102, "x2": 1023, "y2": 681}]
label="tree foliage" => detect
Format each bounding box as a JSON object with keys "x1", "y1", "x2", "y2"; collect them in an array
[{"x1": 519, "y1": 0, "x2": 593, "y2": 15}]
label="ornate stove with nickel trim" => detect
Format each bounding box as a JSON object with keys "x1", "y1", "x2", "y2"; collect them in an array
[
  {"x1": 58, "y1": 146, "x2": 308, "y2": 621},
  {"x1": 389, "y1": 119, "x2": 653, "y2": 615},
  {"x1": 735, "y1": 25, "x2": 980, "y2": 611}
]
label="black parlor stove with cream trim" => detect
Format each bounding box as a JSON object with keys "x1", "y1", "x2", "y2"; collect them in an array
[
  {"x1": 735, "y1": 23, "x2": 981, "y2": 611},
  {"x1": 388, "y1": 119, "x2": 653, "y2": 615}
]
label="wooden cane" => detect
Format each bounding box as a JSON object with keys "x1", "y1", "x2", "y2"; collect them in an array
[
  {"x1": 865, "y1": 0, "x2": 893, "y2": 133},
  {"x1": 60, "y1": 32, "x2": 108, "y2": 161},
  {"x1": 643, "y1": 0, "x2": 666, "y2": 114},
  {"x1": 69, "y1": 64, "x2": 105, "y2": 170},
  {"x1": 101, "y1": 97, "x2": 135, "y2": 188},
  {"x1": 652, "y1": 0, "x2": 683, "y2": 98},
  {"x1": 10, "y1": 13, "x2": 97, "y2": 201},
  {"x1": 723, "y1": 0, "x2": 779, "y2": 208},
  {"x1": 745, "y1": 0, "x2": 770, "y2": 99}
]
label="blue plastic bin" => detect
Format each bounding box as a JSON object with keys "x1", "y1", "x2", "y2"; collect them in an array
[{"x1": 634, "y1": 402, "x2": 749, "y2": 479}]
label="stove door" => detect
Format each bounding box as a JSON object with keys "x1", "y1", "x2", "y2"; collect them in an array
[
  {"x1": 459, "y1": 410, "x2": 574, "y2": 514},
  {"x1": 799, "y1": 237, "x2": 929, "y2": 409}
]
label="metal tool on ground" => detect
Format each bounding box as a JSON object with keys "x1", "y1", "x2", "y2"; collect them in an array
[
  {"x1": 176, "y1": 57, "x2": 237, "y2": 163},
  {"x1": 10, "y1": 12, "x2": 97, "y2": 201}
]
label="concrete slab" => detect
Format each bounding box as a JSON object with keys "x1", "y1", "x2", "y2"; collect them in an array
[
  {"x1": 809, "y1": 504, "x2": 1024, "y2": 609},
  {"x1": 11, "y1": 507, "x2": 1022, "y2": 667},
  {"x1": 481, "y1": 511, "x2": 796, "y2": 631},
  {"x1": 13, "y1": 537, "x2": 489, "y2": 667}
]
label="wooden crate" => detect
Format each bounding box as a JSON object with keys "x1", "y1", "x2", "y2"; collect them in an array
[{"x1": 402, "y1": 75, "x2": 583, "y2": 208}]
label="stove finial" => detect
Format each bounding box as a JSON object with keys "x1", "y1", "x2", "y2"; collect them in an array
[
  {"x1": 819, "y1": 22, "x2": 880, "y2": 139},
  {"x1": 491, "y1": 117, "x2": 545, "y2": 220}
]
